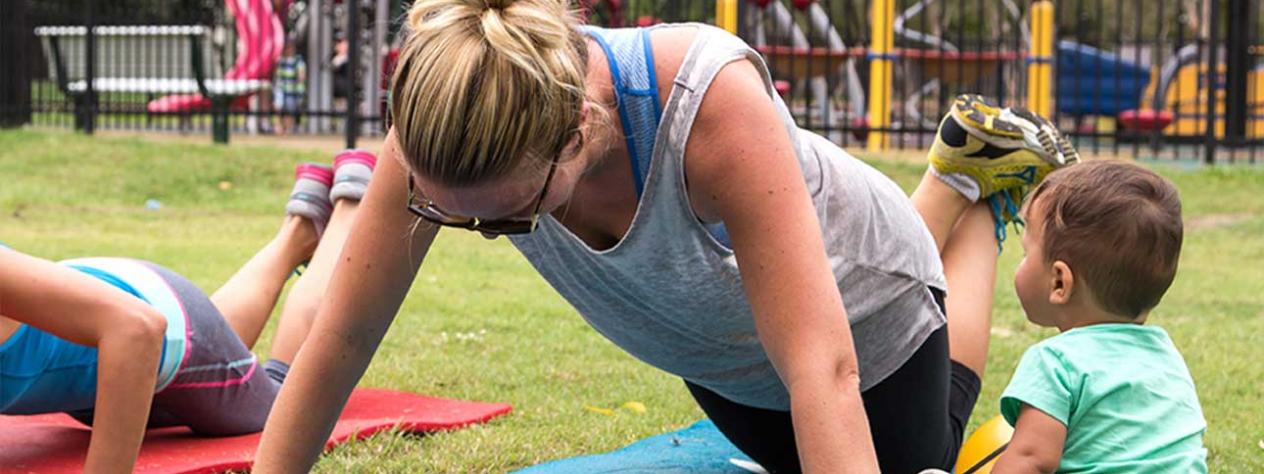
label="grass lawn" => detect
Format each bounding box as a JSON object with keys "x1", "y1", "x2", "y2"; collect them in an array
[{"x1": 1, "y1": 129, "x2": 1260, "y2": 472}]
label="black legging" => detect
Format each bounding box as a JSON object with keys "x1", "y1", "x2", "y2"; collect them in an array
[{"x1": 686, "y1": 293, "x2": 981, "y2": 473}]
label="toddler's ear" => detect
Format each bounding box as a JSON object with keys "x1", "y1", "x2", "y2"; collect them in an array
[{"x1": 1049, "y1": 260, "x2": 1074, "y2": 305}]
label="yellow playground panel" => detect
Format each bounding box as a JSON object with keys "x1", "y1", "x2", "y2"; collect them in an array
[{"x1": 1139, "y1": 65, "x2": 1264, "y2": 139}]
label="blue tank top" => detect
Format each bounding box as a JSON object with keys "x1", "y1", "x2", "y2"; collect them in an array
[
  {"x1": 0, "y1": 257, "x2": 187, "y2": 415},
  {"x1": 0, "y1": 324, "x2": 101, "y2": 414},
  {"x1": 584, "y1": 25, "x2": 732, "y2": 246}
]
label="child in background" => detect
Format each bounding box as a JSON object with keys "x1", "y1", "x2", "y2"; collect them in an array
[
  {"x1": 273, "y1": 40, "x2": 306, "y2": 135},
  {"x1": 992, "y1": 160, "x2": 1207, "y2": 473}
]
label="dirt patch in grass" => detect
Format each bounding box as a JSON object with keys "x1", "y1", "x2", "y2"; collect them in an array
[{"x1": 1187, "y1": 213, "x2": 1255, "y2": 230}]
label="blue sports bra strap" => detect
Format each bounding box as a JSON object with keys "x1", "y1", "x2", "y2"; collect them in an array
[{"x1": 583, "y1": 26, "x2": 662, "y2": 198}]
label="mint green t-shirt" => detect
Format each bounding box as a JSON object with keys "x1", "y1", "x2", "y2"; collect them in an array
[{"x1": 1001, "y1": 324, "x2": 1207, "y2": 473}]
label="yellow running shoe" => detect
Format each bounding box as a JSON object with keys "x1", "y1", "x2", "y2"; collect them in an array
[{"x1": 928, "y1": 94, "x2": 1080, "y2": 201}]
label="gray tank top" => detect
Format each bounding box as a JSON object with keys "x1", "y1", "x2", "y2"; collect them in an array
[{"x1": 509, "y1": 24, "x2": 946, "y2": 410}]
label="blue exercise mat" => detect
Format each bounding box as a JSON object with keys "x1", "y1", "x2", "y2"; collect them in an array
[{"x1": 514, "y1": 420, "x2": 765, "y2": 474}]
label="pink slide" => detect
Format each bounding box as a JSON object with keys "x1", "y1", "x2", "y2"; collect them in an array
[{"x1": 147, "y1": 0, "x2": 284, "y2": 113}]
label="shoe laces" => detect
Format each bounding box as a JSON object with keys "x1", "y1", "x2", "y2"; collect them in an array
[{"x1": 987, "y1": 188, "x2": 1026, "y2": 253}]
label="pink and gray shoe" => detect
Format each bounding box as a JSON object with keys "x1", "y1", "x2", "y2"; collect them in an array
[
  {"x1": 330, "y1": 149, "x2": 377, "y2": 204},
  {"x1": 285, "y1": 163, "x2": 334, "y2": 237}
]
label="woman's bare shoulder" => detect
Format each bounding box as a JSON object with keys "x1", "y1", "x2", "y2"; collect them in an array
[{"x1": 647, "y1": 25, "x2": 701, "y2": 105}]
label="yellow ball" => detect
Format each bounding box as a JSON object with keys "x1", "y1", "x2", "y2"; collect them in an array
[{"x1": 955, "y1": 415, "x2": 1014, "y2": 474}]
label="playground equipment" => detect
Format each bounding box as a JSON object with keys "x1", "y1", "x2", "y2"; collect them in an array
[
  {"x1": 286, "y1": 0, "x2": 390, "y2": 136},
  {"x1": 145, "y1": 0, "x2": 390, "y2": 138},
  {"x1": 893, "y1": 0, "x2": 1028, "y2": 130},
  {"x1": 147, "y1": 0, "x2": 282, "y2": 118},
  {"x1": 1056, "y1": 41, "x2": 1152, "y2": 119},
  {"x1": 1129, "y1": 57, "x2": 1264, "y2": 139},
  {"x1": 1116, "y1": 44, "x2": 1200, "y2": 133},
  {"x1": 1061, "y1": 39, "x2": 1264, "y2": 140},
  {"x1": 1054, "y1": 0, "x2": 1263, "y2": 142},
  {"x1": 1154, "y1": 64, "x2": 1264, "y2": 138},
  {"x1": 744, "y1": 0, "x2": 866, "y2": 142},
  {"x1": 744, "y1": 0, "x2": 1029, "y2": 145}
]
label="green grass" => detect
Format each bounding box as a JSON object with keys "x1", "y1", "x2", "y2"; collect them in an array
[{"x1": 1, "y1": 129, "x2": 1261, "y2": 472}]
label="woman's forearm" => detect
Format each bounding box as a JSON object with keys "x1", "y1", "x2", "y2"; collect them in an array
[
  {"x1": 253, "y1": 230, "x2": 424, "y2": 473},
  {"x1": 253, "y1": 234, "x2": 428, "y2": 472},
  {"x1": 83, "y1": 310, "x2": 165, "y2": 474},
  {"x1": 253, "y1": 318, "x2": 385, "y2": 472},
  {"x1": 788, "y1": 371, "x2": 879, "y2": 473},
  {"x1": 254, "y1": 130, "x2": 434, "y2": 473}
]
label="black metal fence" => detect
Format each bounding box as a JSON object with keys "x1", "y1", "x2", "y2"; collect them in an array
[
  {"x1": 0, "y1": 0, "x2": 398, "y2": 147},
  {"x1": 1, "y1": 0, "x2": 1260, "y2": 162},
  {"x1": 1054, "y1": 0, "x2": 1262, "y2": 163},
  {"x1": 733, "y1": 0, "x2": 1031, "y2": 152},
  {"x1": 735, "y1": 0, "x2": 1262, "y2": 163}
]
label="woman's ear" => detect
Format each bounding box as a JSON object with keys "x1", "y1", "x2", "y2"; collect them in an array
[
  {"x1": 1049, "y1": 260, "x2": 1074, "y2": 305},
  {"x1": 577, "y1": 102, "x2": 595, "y2": 140}
]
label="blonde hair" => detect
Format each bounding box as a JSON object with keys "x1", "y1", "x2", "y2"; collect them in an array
[{"x1": 391, "y1": 0, "x2": 589, "y2": 186}]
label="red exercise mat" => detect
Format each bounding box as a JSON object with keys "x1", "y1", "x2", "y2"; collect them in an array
[{"x1": 0, "y1": 388, "x2": 512, "y2": 474}]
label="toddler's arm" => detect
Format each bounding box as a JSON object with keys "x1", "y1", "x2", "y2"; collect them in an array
[{"x1": 992, "y1": 404, "x2": 1067, "y2": 474}]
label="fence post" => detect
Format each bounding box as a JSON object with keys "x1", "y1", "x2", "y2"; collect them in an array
[
  {"x1": 1223, "y1": 0, "x2": 1249, "y2": 147},
  {"x1": 0, "y1": 0, "x2": 33, "y2": 128},
  {"x1": 1026, "y1": 0, "x2": 1054, "y2": 118},
  {"x1": 716, "y1": 0, "x2": 737, "y2": 34},
  {"x1": 867, "y1": 0, "x2": 894, "y2": 151},
  {"x1": 1204, "y1": 0, "x2": 1220, "y2": 165},
  {"x1": 83, "y1": 0, "x2": 97, "y2": 135},
  {"x1": 346, "y1": 0, "x2": 360, "y2": 149}
]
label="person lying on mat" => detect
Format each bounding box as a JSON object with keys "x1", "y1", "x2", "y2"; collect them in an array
[
  {"x1": 0, "y1": 151, "x2": 376, "y2": 473},
  {"x1": 253, "y1": 1, "x2": 1078, "y2": 472}
]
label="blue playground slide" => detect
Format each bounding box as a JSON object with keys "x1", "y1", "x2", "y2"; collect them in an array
[{"x1": 1056, "y1": 40, "x2": 1152, "y2": 117}]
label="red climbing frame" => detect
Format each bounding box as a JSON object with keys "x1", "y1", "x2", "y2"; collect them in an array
[{"x1": 749, "y1": 0, "x2": 1022, "y2": 84}]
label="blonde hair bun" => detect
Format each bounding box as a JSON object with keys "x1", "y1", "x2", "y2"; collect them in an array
[{"x1": 392, "y1": 0, "x2": 589, "y2": 185}]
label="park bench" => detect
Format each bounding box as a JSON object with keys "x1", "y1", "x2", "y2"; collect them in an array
[{"x1": 35, "y1": 25, "x2": 268, "y2": 143}]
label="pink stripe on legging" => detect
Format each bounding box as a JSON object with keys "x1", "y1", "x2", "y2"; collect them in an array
[
  {"x1": 136, "y1": 259, "x2": 194, "y2": 394},
  {"x1": 165, "y1": 360, "x2": 258, "y2": 389}
]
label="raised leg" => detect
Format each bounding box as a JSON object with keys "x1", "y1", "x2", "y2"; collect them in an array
[
  {"x1": 209, "y1": 217, "x2": 318, "y2": 349},
  {"x1": 267, "y1": 199, "x2": 360, "y2": 364},
  {"x1": 912, "y1": 92, "x2": 1084, "y2": 375},
  {"x1": 938, "y1": 202, "x2": 998, "y2": 375},
  {"x1": 910, "y1": 170, "x2": 972, "y2": 253},
  {"x1": 910, "y1": 171, "x2": 998, "y2": 376}
]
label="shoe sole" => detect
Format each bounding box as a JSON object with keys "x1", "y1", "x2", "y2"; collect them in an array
[
  {"x1": 949, "y1": 94, "x2": 1080, "y2": 167},
  {"x1": 1006, "y1": 106, "x2": 1081, "y2": 165}
]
